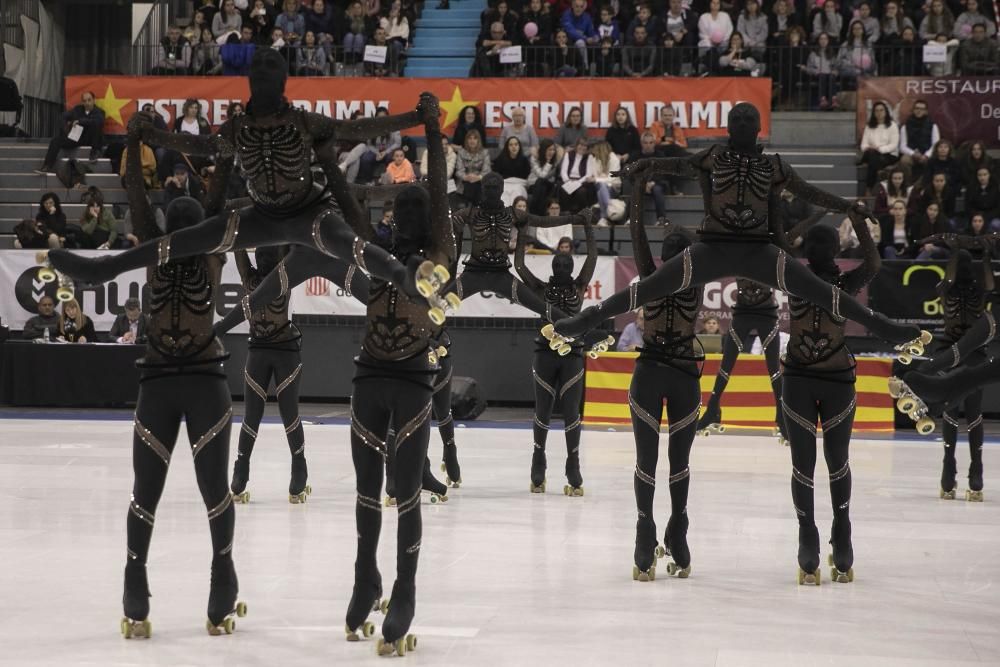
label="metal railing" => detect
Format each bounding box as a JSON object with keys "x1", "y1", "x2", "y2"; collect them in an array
[{"x1": 0, "y1": 0, "x2": 62, "y2": 137}]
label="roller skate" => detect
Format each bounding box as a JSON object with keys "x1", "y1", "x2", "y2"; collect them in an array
[
  {"x1": 939, "y1": 448, "x2": 957, "y2": 500},
  {"x1": 695, "y1": 402, "x2": 725, "y2": 436},
  {"x1": 440, "y1": 441, "x2": 462, "y2": 488},
  {"x1": 529, "y1": 446, "x2": 546, "y2": 493},
  {"x1": 796, "y1": 524, "x2": 822, "y2": 586},
  {"x1": 966, "y1": 458, "x2": 984, "y2": 502},
  {"x1": 827, "y1": 517, "x2": 854, "y2": 583},
  {"x1": 887, "y1": 377, "x2": 935, "y2": 435},
  {"x1": 35, "y1": 250, "x2": 75, "y2": 302},
  {"x1": 376, "y1": 580, "x2": 418, "y2": 657},
  {"x1": 586, "y1": 335, "x2": 616, "y2": 360},
  {"x1": 121, "y1": 561, "x2": 152, "y2": 639},
  {"x1": 288, "y1": 454, "x2": 311, "y2": 504},
  {"x1": 894, "y1": 330, "x2": 933, "y2": 365},
  {"x1": 663, "y1": 514, "x2": 691, "y2": 578},
  {"x1": 632, "y1": 517, "x2": 658, "y2": 582},
  {"x1": 563, "y1": 452, "x2": 584, "y2": 497},
  {"x1": 230, "y1": 455, "x2": 250, "y2": 504},
  {"x1": 541, "y1": 323, "x2": 573, "y2": 356},
  {"x1": 422, "y1": 458, "x2": 449, "y2": 504},
  {"x1": 416, "y1": 261, "x2": 459, "y2": 326},
  {"x1": 205, "y1": 556, "x2": 247, "y2": 635},
  {"x1": 345, "y1": 569, "x2": 385, "y2": 642}
]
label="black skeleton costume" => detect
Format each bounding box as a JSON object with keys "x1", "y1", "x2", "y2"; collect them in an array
[
  {"x1": 781, "y1": 219, "x2": 880, "y2": 585},
  {"x1": 514, "y1": 216, "x2": 597, "y2": 496}
]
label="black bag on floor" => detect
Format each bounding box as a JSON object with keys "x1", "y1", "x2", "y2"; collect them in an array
[{"x1": 451, "y1": 376, "x2": 486, "y2": 421}]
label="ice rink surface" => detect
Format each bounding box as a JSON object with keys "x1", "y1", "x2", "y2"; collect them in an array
[{"x1": 1, "y1": 415, "x2": 998, "y2": 666}]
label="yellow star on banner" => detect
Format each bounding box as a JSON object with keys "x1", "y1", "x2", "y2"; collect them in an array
[
  {"x1": 439, "y1": 86, "x2": 478, "y2": 131},
  {"x1": 95, "y1": 83, "x2": 132, "y2": 128}
]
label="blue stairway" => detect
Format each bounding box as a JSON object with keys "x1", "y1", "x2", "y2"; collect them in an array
[{"x1": 406, "y1": 0, "x2": 486, "y2": 77}]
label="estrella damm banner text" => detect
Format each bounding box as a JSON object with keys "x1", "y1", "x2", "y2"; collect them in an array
[{"x1": 64, "y1": 75, "x2": 772, "y2": 138}]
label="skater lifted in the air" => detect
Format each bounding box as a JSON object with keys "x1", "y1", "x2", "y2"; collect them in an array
[
  {"x1": 547, "y1": 103, "x2": 929, "y2": 356},
  {"x1": 46, "y1": 47, "x2": 447, "y2": 307}
]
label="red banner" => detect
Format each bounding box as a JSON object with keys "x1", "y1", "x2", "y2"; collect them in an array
[
  {"x1": 857, "y1": 76, "x2": 1000, "y2": 148},
  {"x1": 64, "y1": 75, "x2": 772, "y2": 138}
]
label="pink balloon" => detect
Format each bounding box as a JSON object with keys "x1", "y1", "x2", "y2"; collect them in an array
[
  {"x1": 961, "y1": 23, "x2": 972, "y2": 37},
  {"x1": 861, "y1": 53, "x2": 872, "y2": 68},
  {"x1": 523, "y1": 21, "x2": 538, "y2": 38},
  {"x1": 815, "y1": 0, "x2": 824, "y2": 8},
  {"x1": 711, "y1": 28, "x2": 724, "y2": 43}
]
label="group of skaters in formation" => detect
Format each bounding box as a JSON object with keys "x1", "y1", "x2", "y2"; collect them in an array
[{"x1": 43, "y1": 49, "x2": 996, "y2": 656}]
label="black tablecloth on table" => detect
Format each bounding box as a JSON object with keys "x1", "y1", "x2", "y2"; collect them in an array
[{"x1": 1, "y1": 340, "x2": 144, "y2": 407}]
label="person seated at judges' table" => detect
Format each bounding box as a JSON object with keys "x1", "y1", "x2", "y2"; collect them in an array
[
  {"x1": 58, "y1": 298, "x2": 96, "y2": 344},
  {"x1": 109, "y1": 298, "x2": 148, "y2": 344},
  {"x1": 22, "y1": 296, "x2": 61, "y2": 340}
]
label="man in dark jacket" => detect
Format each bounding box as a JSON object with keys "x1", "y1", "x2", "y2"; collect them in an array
[
  {"x1": 110, "y1": 297, "x2": 148, "y2": 344},
  {"x1": 958, "y1": 23, "x2": 999, "y2": 74},
  {"x1": 22, "y1": 296, "x2": 61, "y2": 340},
  {"x1": 36, "y1": 91, "x2": 105, "y2": 173}
]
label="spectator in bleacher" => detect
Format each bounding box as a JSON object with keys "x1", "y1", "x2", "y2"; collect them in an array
[
  {"x1": 649, "y1": 104, "x2": 688, "y2": 155},
  {"x1": 773, "y1": 26, "x2": 808, "y2": 103},
  {"x1": 193, "y1": 28, "x2": 224, "y2": 74},
  {"x1": 927, "y1": 32, "x2": 960, "y2": 76},
  {"x1": 305, "y1": 0, "x2": 336, "y2": 45},
  {"x1": 364, "y1": 0, "x2": 382, "y2": 20},
  {"x1": 275, "y1": 0, "x2": 305, "y2": 44},
  {"x1": 222, "y1": 26, "x2": 257, "y2": 74},
  {"x1": 296, "y1": 30, "x2": 330, "y2": 74},
  {"x1": 855, "y1": 2, "x2": 880, "y2": 43},
  {"x1": 629, "y1": 131, "x2": 673, "y2": 216},
  {"x1": 473, "y1": 22, "x2": 514, "y2": 76},
  {"x1": 701, "y1": 316, "x2": 720, "y2": 334},
  {"x1": 557, "y1": 236, "x2": 574, "y2": 254},
  {"x1": 698, "y1": 0, "x2": 733, "y2": 48},
  {"x1": 858, "y1": 101, "x2": 899, "y2": 196},
  {"x1": 342, "y1": 1, "x2": 369, "y2": 65},
  {"x1": 36, "y1": 91, "x2": 105, "y2": 173},
  {"x1": 955, "y1": 0, "x2": 996, "y2": 38},
  {"x1": 356, "y1": 109, "x2": 402, "y2": 182},
  {"x1": 493, "y1": 136, "x2": 532, "y2": 204},
  {"x1": 767, "y1": 0, "x2": 797, "y2": 44},
  {"x1": 484, "y1": 0, "x2": 519, "y2": 37},
  {"x1": 228, "y1": 101, "x2": 245, "y2": 117},
  {"x1": 737, "y1": 0, "x2": 768, "y2": 57},
  {"x1": 960, "y1": 142, "x2": 994, "y2": 189},
  {"x1": 897, "y1": 100, "x2": 938, "y2": 182},
  {"x1": 593, "y1": 35, "x2": 619, "y2": 75},
  {"x1": 121, "y1": 199, "x2": 166, "y2": 248},
  {"x1": 665, "y1": 0, "x2": 696, "y2": 47},
  {"x1": 590, "y1": 141, "x2": 621, "y2": 227},
  {"x1": 152, "y1": 25, "x2": 192, "y2": 75},
  {"x1": 456, "y1": 129, "x2": 491, "y2": 204},
  {"x1": 879, "y1": 1, "x2": 913, "y2": 40},
  {"x1": 119, "y1": 139, "x2": 159, "y2": 190},
  {"x1": 528, "y1": 138, "x2": 560, "y2": 213},
  {"x1": 77, "y1": 199, "x2": 117, "y2": 249},
  {"x1": 549, "y1": 27, "x2": 583, "y2": 76},
  {"x1": 622, "y1": 24, "x2": 656, "y2": 76},
  {"x1": 381, "y1": 147, "x2": 416, "y2": 184},
  {"x1": 616, "y1": 309, "x2": 644, "y2": 351},
  {"x1": 36, "y1": 193, "x2": 67, "y2": 247},
  {"x1": 915, "y1": 201, "x2": 951, "y2": 258},
  {"x1": 627, "y1": 4, "x2": 662, "y2": 45},
  {"x1": 174, "y1": 99, "x2": 212, "y2": 136},
  {"x1": 561, "y1": 0, "x2": 599, "y2": 67},
  {"x1": 605, "y1": 106, "x2": 640, "y2": 164},
  {"x1": 958, "y1": 22, "x2": 999, "y2": 73},
  {"x1": 14, "y1": 219, "x2": 54, "y2": 250},
  {"x1": 887, "y1": 25, "x2": 924, "y2": 76},
  {"x1": 248, "y1": 0, "x2": 275, "y2": 42},
  {"x1": 499, "y1": 107, "x2": 540, "y2": 155},
  {"x1": 58, "y1": 298, "x2": 96, "y2": 344},
  {"x1": 213, "y1": 0, "x2": 244, "y2": 38},
  {"x1": 837, "y1": 207, "x2": 881, "y2": 258},
  {"x1": 968, "y1": 212, "x2": 991, "y2": 238},
  {"x1": 164, "y1": 163, "x2": 205, "y2": 207},
  {"x1": 811, "y1": 0, "x2": 843, "y2": 44},
  {"x1": 519, "y1": 0, "x2": 553, "y2": 77},
  {"x1": 923, "y1": 139, "x2": 959, "y2": 188},
  {"x1": 110, "y1": 298, "x2": 148, "y2": 344},
  {"x1": 718, "y1": 31, "x2": 759, "y2": 75},
  {"x1": 185, "y1": 10, "x2": 210, "y2": 43},
  {"x1": 914, "y1": 172, "x2": 958, "y2": 224},
  {"x1": 554, "y1": 106, "x2": 588, "y2": 148},
  {"x1": 534, "y1": 199, "x2": 575, "y2": 251},
  {"x1": 873, "y1": 167, "x2": 912, "y2": 217},
  {"x1": 596, "y1": 5, "x2": 621, "y2": 44},
  {"x1": 452, "y1": 105, "x2": 486, "y2": 148},
  {"x1": 920, "y1": 0, "x2": 955, "y2": 40},
  {"x1": 382, "y1": 0, "x2": 411, "y2": 59},
  {"x1": 197, "y1": 0, "x2": 219, "y2": 28},
  {"x1": 559, "y1": 136, "x2": 596, "y2": 213},
  {"x1": 966, "y1": 169, "x2": 1000, "y2": 229},
  {"x1": 23, "y1": 296, "x2": 60, "y2": 340},
  {"x1": 364, "y1": 26, "x2": 398, "y2": 75},
  {"x1": 878, "y1": 199, "x2": 924, "y2": 258},
  {"x1": 269, "y1": 27, "x2": 297, "y2": 68},
  {"x1": 836, "y1": 20, "x2": 877, "y2": 88}
]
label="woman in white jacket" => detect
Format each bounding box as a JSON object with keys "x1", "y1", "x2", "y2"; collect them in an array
[
  {"x1": 589, "y1": 141, "x2": 621, "y2": 226},
  {"x1": 698, "y1": 0, "x2": 734, "y2": 47},
  {"x1": 859, "y1": 101, "x2": 899, "y2": 196}
]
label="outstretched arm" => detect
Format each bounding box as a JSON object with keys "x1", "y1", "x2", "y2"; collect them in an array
[
  {"x1": 622, "y1": 155, "x2": 700, "y2": 180},
  {"x1": 841, "y1": 211, "x2": 882, "y2": 295},
  {"x1": 783, "y1": 163, "x2": 857, "y2": 214},
  {"x1": 123, "y1": 118, "x2": 161, "y2": 243},
  {"x1": 135, "y1": 120, "x2": 232, "y2": 158},
  {"x1": 629, "y1": 174, "x2": 656, "y2": 278},
  {"x1": 577, "y1": 216, "x2": 598, "y2": 286},
  {"x1": 312, "y1": 93, "x2": 435, "y2": 143},
  {"x1": 514, "y1": 208, "x2": 588, "y2": 229},
  {"x1": 783, "y1": 209, "x2": 828, "y2": 248},
  {"x1": 513, "y1": 227, "x2": 545, "y2": 291}
]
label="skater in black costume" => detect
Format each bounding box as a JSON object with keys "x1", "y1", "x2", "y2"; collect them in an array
[
  {"x1": 695, "y1": 279, "x2": 787, "y2": 443},
  {"x1": 548, "y1": 103, "x2": 928, "y2": 356},
  {"x1": 626, "y1": 209, "x2": 704, "y2": 583},
  {"x1": 343, "y1": 107, "x2": 454, "y2": 656},
  {"x1": 46, "y1": 48, "x2": 447, "y2": 307},
  {"x1": 514, "y1": 213, "x2": 598, "y2": 497},
  {"x1": 115, "y1": 126, "x2": 245, "y2": 638},
  {"x1": 781, "y1": 218, "x2": 880, "y2": 586}
]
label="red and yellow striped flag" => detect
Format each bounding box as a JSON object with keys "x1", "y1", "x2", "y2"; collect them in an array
[{"x1": 583, "y1": 352, "x2": 895, "y2": 431}]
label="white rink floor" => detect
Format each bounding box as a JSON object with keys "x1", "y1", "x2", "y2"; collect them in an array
[{"x1": 1, "y1": 416, "x2": 999, "y2": 667}]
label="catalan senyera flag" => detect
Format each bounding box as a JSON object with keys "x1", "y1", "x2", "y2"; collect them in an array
[{"x1": 583, "y1": 352, "x2": 895, "y2": 432}]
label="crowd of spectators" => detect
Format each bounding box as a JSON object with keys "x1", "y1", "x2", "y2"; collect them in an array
[{"x1": 21, "y1": 295, "x2": 148, "y2": 345}]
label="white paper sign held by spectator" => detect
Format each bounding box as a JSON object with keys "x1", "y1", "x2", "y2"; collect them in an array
[
  {"x1": 499, "y1": 46, "x2": 522, "y2": 64},
  {"x1": 364, "y1": 45, "x2": 388, "y2": 64},
  {"x1": 922, "y1": 42, "x2": 947, "y2": 63}
]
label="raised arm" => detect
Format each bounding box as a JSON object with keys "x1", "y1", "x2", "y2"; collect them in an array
[
  {"x1": 783, "y1": 209, "x2": 828, "y2": 248},
  {"x1": 841, "y1": 211, "x2": 882, "y2": 295},
  {"x1": 203, "y1": 154, "x2": 235, "y2": 217},
  {"x1": 576, "y1": 216, "x2": 597, "y2": 286},
  {"x1": 513, "y1": 227, "x2": 545, "y2": 291},
  {"x1": 621, "y1": 154, "x2": 700, "y2": 181},
  {"x1": 422, "y1": 102, "x2": 457, "y2": 266},
  {"x1": 629, "y1": 174, "x2": 656, "y2": 278},
  {"x1": 124, "y1": 115, "x2": 161, "y2": 243},
  {"x1": 782, "y1": 163, "x2": 857, "y2": 214},
  {"x1": 514, "y1": 208, "x2": 588, "y2": 229}
]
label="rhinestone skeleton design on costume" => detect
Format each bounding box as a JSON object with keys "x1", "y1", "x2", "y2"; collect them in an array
[
  {"x1": 786, "y1": 272, "x2": 853, "y2": 371},
  {"x1": 544, "y1": 282, "x2": 583, "y2": 320},
  {"x1": 943, "y1": 280, "x2": 986, "y2": 343},
  {"x1": 641, "y1": 286, "x2": 703, "y2": 362},
  {"x1": 708, "y1": 149, "x2": 776, "y2": 232},
  {"x1": 734, "y1": 279, "x2": 776, "y2": 311},
  {"x1": 236, "y1": 121, "x2": 309, "y2": 208},
  {"x1": 145, "y1": 256, "x2": 223, "y2": 362},
  {"x1": 362, "y1": 279, "x2": 431, "y2": 361},
  {"x1": 460, "y1": 207, "x2": 517, "y2": 268}
]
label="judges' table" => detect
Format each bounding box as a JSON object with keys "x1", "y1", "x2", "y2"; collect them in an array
[{"x1": 1, "y1": 340, "x2": 144, "y2": 407}]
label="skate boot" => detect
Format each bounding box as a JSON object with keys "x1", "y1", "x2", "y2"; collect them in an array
[
  {"x1": 696, "y1": 402, "x2": 724, "y2": 436},
  {"x1": 827, "y1": 517, "x2": 854, "y2": 583},
  {"x1": 632, "y1": 516, "x2": 658, "y2": 582},
  {"x1": 563, "y1": 452, "x2": 584, "y2": 497},
  {"x1": 966, "y1": 458, "x2": 984, "y2": 502},
  {"x1": 376, "y1": 580, "x2": 418, "y2": 657},
  {"x1": 422, "y1": 458, "x2": 449, "y2": 504},
  {"x1": 288, "y1": 454, "x2": 311, "y2": 504},
  {"x1": 529, "y1": 446, "x2": 546, "y2": 493},
  {"x1": 345, "y1": 568, "x2": 385, "y2": 642},
  {"x1": 440, "y1": 442, "x2": 462, "y2": 488},
  {"x1": 940, "y1": 448, "x2": 958, "y2": 500},
  {"x1": 230, "y1": 455, "x2": 250, "y2": 504},
  {"x1": 887, "y1": 377, "x2": 936, "y2": 435},
  {"x1": 894, "y1": 329, "x2": 932, "y2": 364},
  {"x1": 663, "y1": 514, "x2": 691, "y2": 578},
  {"x1": 797, "y1": 524, "x2": 822, "y2": 586},
  {"x1": 121, "y1": 561, "x2": 152, "y2": 639},
  {"x1": 205, "y1": 556, "x2": 247, "y2": 635}
]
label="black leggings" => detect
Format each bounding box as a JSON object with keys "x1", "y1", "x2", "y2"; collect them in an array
[
  {"x1": 432, "y1": 353, "x2": 458, "y2": 476},
  {"x1": 706, "y1": 312, "x2": 784, "y2": 432},
  {"x1": 781, "y1": 374, "x2": 855, "y2": 571},
  {"x1": 556, "y1": 241, "x2": 918, "y2": 346},
  {"x1": 859, "y1": 149, "x2": 897, "y2": 189},
  {"x1": 531, "y1": 349, "x2": 586, "y2": 484},
  {"x1": 908, "y1": 312, "x2": 996, "y2": 377},
  {"x1": 629, "y1": 358, "x2": 701, "y2": 570},
  {"x1": 906, "y1": 352, "x2": 1000, "y2": 407},
  {"x1": 457, "y1": 269, "x2": 566, "y2": 321},
  {"x1": 237, "y1": 347, "x2": 304, "y2": 470},
  {"x1": 941, "y1": 389, "x2": 985, "y2": 492},
  {"x1": 128, "y1": 368, "x2": 234, "y2": 569}
]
